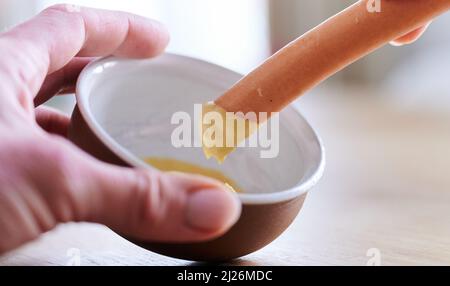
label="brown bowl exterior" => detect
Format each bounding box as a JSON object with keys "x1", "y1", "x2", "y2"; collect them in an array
[
  {"x1": 68, "y1": 106, "x2": 307, "y2": 261},
  {"x1": 69, "y1": 107, "x2": 126, "y2": 166},
  {"x1": 134, "y1": 195, "x2": 306, "y2": 262}
]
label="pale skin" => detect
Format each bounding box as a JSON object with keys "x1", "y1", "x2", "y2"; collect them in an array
[
  {"x1": 0, "y1": 5, "x2": 242, "y2": 254},
  {"x1": 0, "y1": 4, "x2": 429, "y2": 254}
]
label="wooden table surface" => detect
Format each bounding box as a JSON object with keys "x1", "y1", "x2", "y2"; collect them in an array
[{"x1": 1, "y1": 85, "x2": 450, "y2": 266}]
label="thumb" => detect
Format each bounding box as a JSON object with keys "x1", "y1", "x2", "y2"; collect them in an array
[{"x1": 40, "y1": 137, "x2": 242, "y2": 243}]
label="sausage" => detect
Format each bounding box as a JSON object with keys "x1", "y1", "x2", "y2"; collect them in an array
[{"x1": 215, "y1": 0, "x2": 450, "y2": 117}]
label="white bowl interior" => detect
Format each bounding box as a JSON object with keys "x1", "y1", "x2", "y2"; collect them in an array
[{"x1": 76, "y1": 54, "x2": 324, "y2": 204}]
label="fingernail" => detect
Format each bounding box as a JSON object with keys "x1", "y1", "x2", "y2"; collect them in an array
[
  {"x1": 185, "y1": 189, "x2": 241, "y2": 232},
  {"x1": 389, "y1": 40, "x2": 404, "y2": 47}
]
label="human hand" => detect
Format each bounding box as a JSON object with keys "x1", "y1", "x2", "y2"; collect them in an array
[
  {"x1": 0, "y1": 4, "x2": 240, "y2": 253},
  {"x1": 391, "y1": 22, "x2": 431, "y2": 46}
]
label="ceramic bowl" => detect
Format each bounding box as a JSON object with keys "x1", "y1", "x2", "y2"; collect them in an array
[{"x1": 68, "y1": 54, "x2": 325, "y2": 261}]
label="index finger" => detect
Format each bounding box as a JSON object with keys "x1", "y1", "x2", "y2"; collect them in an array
[{"x1": 0, "y1": 4, "x2": 169, "y2": 98}]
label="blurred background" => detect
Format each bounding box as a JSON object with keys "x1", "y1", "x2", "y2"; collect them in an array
[
  {"x1": 2, "y1": 0, "x2": 450, "y2": 265},
  {"x1": 2, "y1": 0, "x2": 450, "y2": 101}
]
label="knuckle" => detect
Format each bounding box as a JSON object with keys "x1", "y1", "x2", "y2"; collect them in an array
[
  {"x1": 130, "y1": 169, "x2": 167, "y2": 229},
  {"x1": 40, "y1": 4, "x2": 85, "y2": 38},
  {"x1": 0, "y1": 47, "x2": 41, "y2": 104},
  {"x1": 44, "y1": 3, "x2": 76, "y2": 14},
  {"x1": 0, "y1": 39, "x2": 47, "y2": 105},
  {"x1": 42, "y1": 4, "x2": 83, "y2": 24}
]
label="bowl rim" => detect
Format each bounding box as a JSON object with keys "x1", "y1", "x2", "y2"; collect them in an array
[{"x1": 75, "y1": 53, "x2": 326, "y2": 205}]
